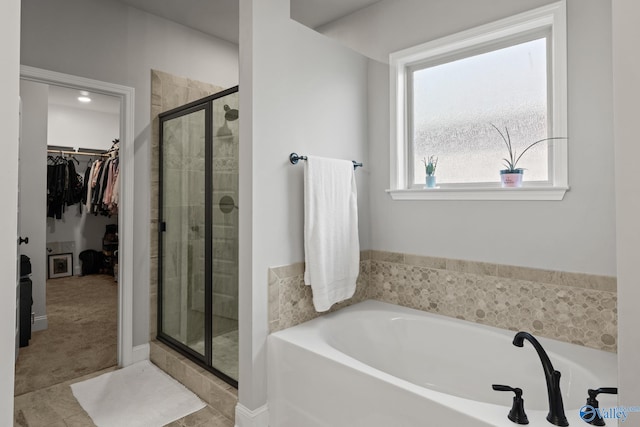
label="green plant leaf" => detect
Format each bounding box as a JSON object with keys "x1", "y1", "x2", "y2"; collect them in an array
[
  {"x1": 492, "y1": 124, "x2": 567, "y2": 171},
  {"x1": 513, "y1": 137, "x2": 566, "y2": 168}
]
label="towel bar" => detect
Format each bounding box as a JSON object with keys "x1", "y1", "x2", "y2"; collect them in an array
[{"x1": 289, "y1": 152, "x2": 363, "y2": 169}]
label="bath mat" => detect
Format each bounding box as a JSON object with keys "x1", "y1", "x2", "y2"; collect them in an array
[{"x1": 71, "y1": 360, "x2": 206, "y2": 427}]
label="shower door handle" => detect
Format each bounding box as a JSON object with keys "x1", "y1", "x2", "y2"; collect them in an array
[{"x1": 160, "y1": 222, "x2": 166, "y2": 232}]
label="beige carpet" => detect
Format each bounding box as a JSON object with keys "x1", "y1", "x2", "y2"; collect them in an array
[{"x1": 14, "y1": 274, "x2": 118, "y2": 396}]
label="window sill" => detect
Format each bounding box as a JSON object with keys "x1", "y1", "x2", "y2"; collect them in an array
[{"x1": 386, "y1": 186, "x2": 569, "y2": 201}]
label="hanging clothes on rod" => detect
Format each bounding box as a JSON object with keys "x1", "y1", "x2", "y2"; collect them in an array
[
  {"x1": 85, "y1": 139, "x2": 120, "y2": 216},
  {"x1": 46, "y1": 140, "x2": 121, "y2": 219},
  {"x1": 46, "y1": 154, "x2": 84, "y2": 219}
]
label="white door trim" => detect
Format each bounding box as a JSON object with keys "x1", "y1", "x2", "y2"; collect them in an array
[{"x1": 20, "y1": 65, "x2": 135, "y2": 367}]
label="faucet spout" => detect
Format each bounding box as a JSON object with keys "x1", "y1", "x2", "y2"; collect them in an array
[{"x1": 513, "y1": 332, "x2": 568, "y2": 426}]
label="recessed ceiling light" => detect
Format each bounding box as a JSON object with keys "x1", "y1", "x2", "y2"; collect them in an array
[{"x1": 78, "y1": 96, "x2": 92, "y2": 103}]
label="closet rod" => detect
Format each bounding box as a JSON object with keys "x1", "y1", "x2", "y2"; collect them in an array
[{"x1": 47, "y1": 149, "x2": 109, "y2": 157}]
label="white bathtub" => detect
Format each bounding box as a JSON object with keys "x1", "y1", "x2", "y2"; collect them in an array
[{"x1": 268, "y1": 300, "x2": 618, "y2": 426}]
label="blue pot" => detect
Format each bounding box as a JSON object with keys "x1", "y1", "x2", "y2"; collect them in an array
[{"x1": 426, "y1": 175, "x2": 436, "y2": 188}]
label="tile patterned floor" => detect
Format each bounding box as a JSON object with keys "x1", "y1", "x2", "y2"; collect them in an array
[
  {"x1": 15, "y1": 275, "x2": 118, "y2": 396},
  {"x1": 14, "y1": 274, "x2": 233, "y2": 427},
  {"x1": 14, "y1": 367, "x2": 234, "y2": 427}
]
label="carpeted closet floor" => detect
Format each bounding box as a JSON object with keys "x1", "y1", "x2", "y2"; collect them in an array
[{"x1": 14, "y1": 274, "x2": 118, "y2": 396}]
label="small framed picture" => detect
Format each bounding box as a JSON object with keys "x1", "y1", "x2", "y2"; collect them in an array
[{"x1": 48, "y1": 253, "x2": 73, "y2": 279}]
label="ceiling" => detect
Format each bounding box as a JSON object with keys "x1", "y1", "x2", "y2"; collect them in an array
[
  {"x1": 116, "y1": 0, "x2": 381, "y2": 44},
  {"x1": 48, "y1": 85, "x2": 121, "y2": 115},
  {"x1": 48, "y1": 1, "x2": 383, "y2": 117}
]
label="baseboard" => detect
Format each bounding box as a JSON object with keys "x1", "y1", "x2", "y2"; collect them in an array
[
  {"x1": 235, "y1": 403, "x2": 269, "y2": 427},
  {"x1": 131, "y1": 343, "x2": 150, "y2": 364},
  {"x1": 32, "y1": 315, "x2": 47, "y2": 332}
]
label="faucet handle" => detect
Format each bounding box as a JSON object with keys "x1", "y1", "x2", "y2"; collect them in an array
[
  {"x1": 493, "y1": 384, "x2": 522, "y2": 396},
  {"x1": 588, "y1": 387, "x2": 618, "y2": 398},
  {"x1": 584, "y1": 388, "x2": 618, "y2": 426},
  {"x1": 492, "y1": 384, "x2": 529, "y2": 424}
]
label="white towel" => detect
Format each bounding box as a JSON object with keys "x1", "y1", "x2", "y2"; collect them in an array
[{"x1": 304, "y1": 155, "x2": 360, "y2": 312}]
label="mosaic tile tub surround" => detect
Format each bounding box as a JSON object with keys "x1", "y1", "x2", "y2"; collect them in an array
[{"x1": 268, "y1": 251, "x2": 617, "y2": 352}]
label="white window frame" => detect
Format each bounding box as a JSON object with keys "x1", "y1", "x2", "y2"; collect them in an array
[{"x1": 388, "y1": 1, "x2": 567, "y2": 201}]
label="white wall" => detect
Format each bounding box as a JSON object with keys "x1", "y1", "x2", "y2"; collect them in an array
[
  {"x1": 612, "y1": 0, "x2": 640, "y2": 407},
  {"x1": 21, "y1": 0, "x2": 239, "y2": 346},
  {"x1": 0, "y1": 0, "x2": 20, "y2": 422},
  {"x1": 239, "y1": 0, "x2": 369, "y2": 413},
  {"x1": 48, "y1": 104, "x2": 119, "y2": 151},
  {"x1": 320, "y1": 0, "x2": 616, "y2": 276},
  {"x1": 19, "y1": 80, "x2": 49, "y2": 332}
]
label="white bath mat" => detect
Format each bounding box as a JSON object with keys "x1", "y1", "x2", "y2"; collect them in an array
[{"x1": 71, "y1": 360, "x2": 206, "y2": 427}]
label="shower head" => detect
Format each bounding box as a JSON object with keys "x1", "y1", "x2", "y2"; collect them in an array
[{"x1": 224, "y1": 104, "x2": 238, "y2": 121}]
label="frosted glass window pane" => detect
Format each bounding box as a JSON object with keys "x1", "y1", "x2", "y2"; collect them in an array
[{"x1": 412, "y1": 38, "x2": 548, "y2": 185}]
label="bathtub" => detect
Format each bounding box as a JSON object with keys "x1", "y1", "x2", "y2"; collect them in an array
[{"x1": 268, "y1": 300, "x2": 618, "y2": 426}]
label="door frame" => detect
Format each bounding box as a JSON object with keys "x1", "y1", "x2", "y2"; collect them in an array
[{"x1": 20, "y1": 65, "x2": 135, "y2": 367}]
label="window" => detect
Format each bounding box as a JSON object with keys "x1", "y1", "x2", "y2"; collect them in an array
[{"x1": 389, "y1": 1, "x2": 567, "y2": 200}]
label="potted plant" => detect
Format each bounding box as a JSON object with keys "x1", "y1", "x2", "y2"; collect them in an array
[
  {"x1": 491, "y1": 124, "x2": 565, "y2": 188},
  {"x1": 422, "y1": 155, "x2": 438, "y2": 188}
]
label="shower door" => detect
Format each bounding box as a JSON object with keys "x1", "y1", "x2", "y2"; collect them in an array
[{"x1": 158, "y1": 87, "x2": 239, "y2": 387}]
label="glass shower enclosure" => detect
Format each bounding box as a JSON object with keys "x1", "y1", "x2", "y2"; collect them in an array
[{"x1": 158, "y1": 86, "x2": 239, "y2": 387}]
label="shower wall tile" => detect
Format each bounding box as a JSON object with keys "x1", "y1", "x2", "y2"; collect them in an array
[
  {"x1": 212, "y1": 239, "x2": 236, "y2": 263},
  {"x1": 213, "y1": 173, "x2": 238, "y2": 192},
  {"x1": 163, "y1": 83, "x2": 189, "y2": 111},
  {"x1": 149, "y1": 253, "x2": 159, "y2": 340},
  {"x1": 269, "y1": 251, "x2": 617, "y2": 352},
  {"x1": 149, "y1": 220, "x2": 158, "y2": 259},
  {"x1": 213, "y1": 260, "x2": 237, "y2": 277},
  {"x1": 149, "y1": 256, "x2": 158, "y2": 291},
  {"x1": 212, "y1": 294, "x2": 238, "y2": 320},
  {"x1": 151, "y1": 72, "x2": 162, "y2": 106},
  {"x1": 212, "y1": 224, "x2": 238, "y2": 240},
  {"x1": 213, "y1": 138, "x2": 237, "y2": 159},
  {"x1": 212, "y1": 209, "x2": 237, "y2": 228},
  {"x1": 213, "y1": 274, "x2": 237, "y2": 297},
  {"x1": 187, "y1": 310, "x2": 205, "y2": 342},
  {"x1": 149, "y1": 289, "x2": 158, "y2": 340}
]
